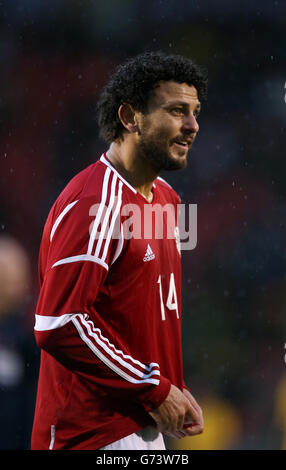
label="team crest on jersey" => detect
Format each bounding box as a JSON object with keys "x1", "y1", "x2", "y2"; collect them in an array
[
  {"x1": 143, "y1": 244, "x2": 155, "y2": 262},
  {"x1": 174, "y1": 226, "x2": 181, "y2": 256}
]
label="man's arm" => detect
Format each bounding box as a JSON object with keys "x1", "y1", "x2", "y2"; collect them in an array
[{"x1": 35, "y1": 194, "x2": 171, "y2": 412}]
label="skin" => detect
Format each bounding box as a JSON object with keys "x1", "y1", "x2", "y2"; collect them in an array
[
  {"x1": 106, "y1": 81, "x2": 201, "y2": 203},
  {"x1": 149, "y1": 385, "x2": 204, "y2": 439},
  {"x1": 106, "y1": 81, "x2": 204, "y2": 438}
]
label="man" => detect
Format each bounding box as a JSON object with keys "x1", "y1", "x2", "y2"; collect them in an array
[{"x1": 31, "y1": 51, "x2": 207, "y2": 450}]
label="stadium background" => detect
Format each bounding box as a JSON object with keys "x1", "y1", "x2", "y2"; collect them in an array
[{"x1": 0, "y1": 0, "x2": 285, "y2": 450}]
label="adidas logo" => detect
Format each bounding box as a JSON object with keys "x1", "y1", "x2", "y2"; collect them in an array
[{"x1": 143, "y1": 244, "x2": 155, "y2": 262}]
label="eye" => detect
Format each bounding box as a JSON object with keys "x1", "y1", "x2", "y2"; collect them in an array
[{"x1": 170, "y1": 107, "x2": 184, "y2": 116}]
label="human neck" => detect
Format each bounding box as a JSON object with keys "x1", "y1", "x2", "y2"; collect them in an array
[{"x1": 106, "y1": 141, "x2": 158, "y2": 203}]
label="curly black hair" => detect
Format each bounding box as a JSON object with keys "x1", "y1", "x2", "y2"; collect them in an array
[{"x1": 96, "y1": 51, "x2": 208, "y2": 144}]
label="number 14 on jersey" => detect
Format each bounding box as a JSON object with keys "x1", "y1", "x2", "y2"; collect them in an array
[{"x1": 157, "y1": 273, "x2": 179, "y2": 321}]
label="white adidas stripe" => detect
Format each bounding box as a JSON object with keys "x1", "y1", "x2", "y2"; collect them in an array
[
  {"x1": 111, "y1": 222, "x2": 124, "y2": 265},
  {"x1": 50, "y1": 200, "x2": 79, "y2": 242},
  {"x1": 94, "y1": 172, "x2": 117, "y2": 258},
  {"x1": 73, "y1": 314, "x2": 160, "y2": 385},
  {"x1": 52, "y1": 254, "x2": 108, "y2": 271},
  {"x1": 51, "y1": 166, "x2": 123, "y2": 271},
  {"x1": 74, "y1": 317, "x2": 159, "y2": 385},
  {"x1": 35, "y1": 313, "x2": 77, "y2": 331},
  {"x1": 76, "y1": 314, "x2": 159, "y2": 377},
  {"x1": 101, "y1": 181, "x2": 123, "y2": 263},
  {"x1": 100, "y1": 154, "x2": 137, "y2": 194},
  {"x1": 87, "y1": 167, "x2": 111, "y2": 256}
]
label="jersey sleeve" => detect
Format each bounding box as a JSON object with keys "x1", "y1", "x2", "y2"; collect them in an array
[{"x1": 34, "y1": 189, "x2": 171, "y2": 412}]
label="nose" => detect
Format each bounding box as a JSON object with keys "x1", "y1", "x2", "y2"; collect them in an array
[{"x1": 182, "y1": 113, "x2": 199, "y2": 134}]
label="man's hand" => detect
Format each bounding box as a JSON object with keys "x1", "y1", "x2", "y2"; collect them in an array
[
  {"x1": 148, "y1": 384, "x2": 204, "y2": 439},
  {"x1": 182, "y1": 387, "x2": 204, "y2": 437}
]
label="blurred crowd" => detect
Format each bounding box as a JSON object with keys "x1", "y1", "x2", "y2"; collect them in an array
[{"x1": 0, "y1": 1, "x2": 285, "y2": 449}]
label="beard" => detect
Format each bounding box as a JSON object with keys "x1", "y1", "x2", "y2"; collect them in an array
[{"x1": 137, "y1": 127, "x2": 188, "y2": 172}]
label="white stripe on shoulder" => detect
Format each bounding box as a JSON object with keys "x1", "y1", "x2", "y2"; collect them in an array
[
  {"x1": 52, "y1": 254, "x2": 109, "y2": 271},
  {"x1": 93, "y1": 172, "x2": 118, "y2": 258},
  {"x1": 50, "y1": 200, "x2": 79, "y2": 242},
  {"x1": 87, "y1": 166, "x2": 111, "y2": 256},
  {"x1": 101, "y1": 180, "x2": 123, "y2": 262},
  {"x1": 156, "y1": 176, "x2": 173, "y2": 189},
  {"x1": 111, "y1": 223, "x2": 124, "y2": 265},
  {"x1": 100, "y1": 154, "x2": 137, "y2": 194}
]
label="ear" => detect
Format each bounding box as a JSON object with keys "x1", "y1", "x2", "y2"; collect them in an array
[{"x1": 118, "y1": 104, "x2": 138, "y2": 134}]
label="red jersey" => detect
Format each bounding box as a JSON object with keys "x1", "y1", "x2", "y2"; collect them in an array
[{"x1": 31, "y1": 154, "x2": 186, "y2": 450}]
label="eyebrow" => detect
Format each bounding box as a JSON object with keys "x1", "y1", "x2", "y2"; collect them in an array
[{"x1": 163, "y1": 100, "x2": 201, "y2": 111}]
